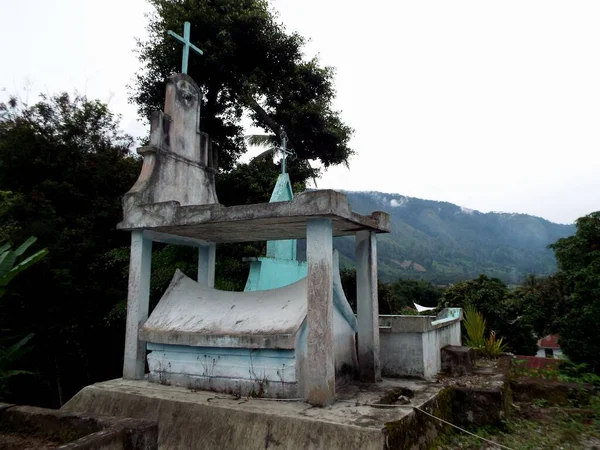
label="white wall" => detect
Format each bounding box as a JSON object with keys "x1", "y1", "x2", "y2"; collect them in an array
[
  {"x1": 422, "y1": 321, "x2": 461, "y2": 378},
  {"x1": 536, "y1": 348, "x2": 564, "y2": 359},
  {"x1": 380, "y1": 318, "x2": 461, "y2": 379},
  {"x1": 333, "y1": 307, "x2": 359, "y2": 374},
  {"x1": 296, "y1": 306, "x2": 359, "y2": 394},
  {"x1": 380, "y1": 333, "x2": 424, "y2": 378}
]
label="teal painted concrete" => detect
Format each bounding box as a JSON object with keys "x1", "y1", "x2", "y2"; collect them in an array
[
  {"x1": 269, "y1": 173, "x2": 294, "y2": 203},
  {"x1": 266, "y1": 173, "x2": 296, "y2": 260},
  {"x1": 245, "y1": 171, "x2": 305, "y2": 291},
  {"x1": 431, "y1": 307, "x2": 462, "y2": 326},
  {"x1": 244, "y1": 258, "x2": 306, "y2": 292},
  {"x1": 168, "y1": 21, "x2": 204, "y2": 74},
  {"x1": 242, "y1": 157, "x2": 356, "y2": 334}
]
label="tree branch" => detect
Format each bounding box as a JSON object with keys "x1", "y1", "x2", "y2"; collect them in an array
[{"x1": 242, "y1": 93, "x2": 297, "y2": 150}]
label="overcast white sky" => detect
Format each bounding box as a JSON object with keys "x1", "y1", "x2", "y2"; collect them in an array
[{"x1": 1, "y1": 0, "x2": 599, "y2": 224}]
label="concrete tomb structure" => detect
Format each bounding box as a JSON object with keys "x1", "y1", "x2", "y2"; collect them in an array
[
  {"x1": 117, "y1": 62, "x2": 390, "y2": 406},
  {"x1": 62, "y1": 21, "x2": 465, "y2": 449},
  {"x1": 140, "y1": 139, "x2": 360, "y2": 398},
  {"x1": 379, "y1": 308, "x2": 462, "y2": 379}
]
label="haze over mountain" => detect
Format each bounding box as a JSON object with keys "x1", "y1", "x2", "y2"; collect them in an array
[{"x1": 332, "y1": 191, "x2": 576, "y2": 285}]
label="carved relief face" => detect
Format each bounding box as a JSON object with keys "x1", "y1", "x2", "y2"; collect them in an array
[{"x1": 176, "y1": 80, "x2": 198, "y2": 107}]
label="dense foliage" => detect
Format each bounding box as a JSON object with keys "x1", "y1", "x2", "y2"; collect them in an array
[
  {"x1": 0, "y1": 95, "x2": 141, "y2": 407},
  {"x1": 132, "y1": 0, "x2": 353, "y2": 174},
  {"x1": 0, "y1": 236, "x2": 47, "y2": 394},
  {"x1": 437, "y1": 213, "x2": 600, "y2": 372},
  {"x1": 340, "y1": 272, "x2": 443, "y2": 315},
  {"x1": 439, "y1": 275, "x2": 538, "y2": 355},
  {"x1": 549, "y1": 212, "x2": 600, "y2": 372}
]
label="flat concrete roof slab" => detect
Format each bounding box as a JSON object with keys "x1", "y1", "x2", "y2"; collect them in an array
[{"x1": 118, "y1": 190, "x2": 390, "y2": 243}]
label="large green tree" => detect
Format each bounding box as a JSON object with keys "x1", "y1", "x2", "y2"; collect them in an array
[
  {"x1": 439, "y1": 275, "x2": 537, "y2": 355},
  {"x1": 549, "y1": 211, "x2": 600, "y2": 371},
  {"x1": 132, "y1": 0, "x2": 353, "y2": 174},
  {"x1": 514, "y1": 274, "x2": 566, "y2": 339},
  {"x1": 0, "y1": 94, "x2": 141, "y2": 407},
  {"x1": 128, "y1": 0, "x2": 355, "y2": 297}
]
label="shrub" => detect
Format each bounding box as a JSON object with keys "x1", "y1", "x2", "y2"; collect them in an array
[
  {"x1": 463, "y1": 304, "x2": 508, "y2": 358},
  {"x1": 463, "y1": 304, "x2": 486, "y2": 352}
]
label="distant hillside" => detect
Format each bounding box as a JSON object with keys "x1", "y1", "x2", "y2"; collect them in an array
[{"x1": 332, "y1": 191, "x2": 575, "y2": 284}]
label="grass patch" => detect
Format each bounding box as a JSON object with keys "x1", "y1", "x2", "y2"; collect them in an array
[{"x1": 436, "y1": 398, "x2": 600, "y2": 449}]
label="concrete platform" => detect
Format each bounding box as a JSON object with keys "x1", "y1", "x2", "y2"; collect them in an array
[
  {"x1": 62, "y1": 378, "x2": 443, "y2": 450},
  {"x1": 0, "y1": 403, "x2": 157, "y2": 449}
]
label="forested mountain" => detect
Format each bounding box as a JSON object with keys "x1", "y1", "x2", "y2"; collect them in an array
[{"x1": 333, "y1": 191, "x2": 575, "y2": 284}]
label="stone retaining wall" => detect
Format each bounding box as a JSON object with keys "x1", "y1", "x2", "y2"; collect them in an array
[{"x1": 0, "y1": 403, "x2": 157, "y2": 449}]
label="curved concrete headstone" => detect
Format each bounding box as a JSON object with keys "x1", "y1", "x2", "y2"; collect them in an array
[{"x1": 141, "y1": 270, "x2": 307, "y2": 349}]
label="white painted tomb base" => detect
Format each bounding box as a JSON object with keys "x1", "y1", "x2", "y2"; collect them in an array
[{"x1": 140, "y1": 252, "x2": 358, "y2": 398}]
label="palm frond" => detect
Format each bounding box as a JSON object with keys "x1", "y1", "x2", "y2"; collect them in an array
[
  {"x1": 245, "y1": 134, "x2": 276, "y2": 147},
  {"x1": 463, "y1": 304, "x2": 486, "y2": 351},
  {"x1": 252, "y1": 148, "x2": 276, "y2": 162}
]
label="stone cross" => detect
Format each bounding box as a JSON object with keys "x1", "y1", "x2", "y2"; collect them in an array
[
  {"x1": 168, "y1": 21, "x2": 204, "y2": 75},
  {"x1": 278, "y1": 130, "x2": 295, "y2": 174}
]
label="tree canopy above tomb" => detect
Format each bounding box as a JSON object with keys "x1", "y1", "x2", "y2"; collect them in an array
[{"x1": 131, "y1": 0, "x2": 354, "y2": 172}]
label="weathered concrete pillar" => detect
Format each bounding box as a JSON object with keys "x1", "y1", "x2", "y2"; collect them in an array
[
  {"x1": 198, "y1": 243, "x2": 216, "y2": 288},
  {"x1": 356, "y1": 230, "x2": 381, "y2": 382},
  {"x1": 123, "y1": 231, "x2": 152, "y2": 380},
  {"x1": 306, "y1": 218, "x2": 335, "y2": 406}
]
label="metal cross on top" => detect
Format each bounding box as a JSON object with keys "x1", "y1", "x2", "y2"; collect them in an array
[
  {"x1": 168, "y1": 21, "x2": 204, "y2": 75},
  {"x1": 278, "y1": 130, "x2": 295, "y2": 174}
]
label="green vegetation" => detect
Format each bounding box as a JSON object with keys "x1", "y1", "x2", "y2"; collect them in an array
[
  {"x1": 511, "y1": 359, "x2": 600, "y2": 387},
  {"x1": 549, "y1": 212, "x2": 600, "y2": 372},
  {"x1": 559, "y1": 361, "x2": 600, "y2": 387},
  {"x1": 440, "y1": 275, "x2": 537, "y2": 355},
  {"x1": 484, "y1": 331, "x2": 508, "y2": 358},
  {"x1": 0, "y1": 236, "x2": 47, "y2": 393},
  {"x1": 339, "y1": 272, "x2": 443, "y2": 314},
  {"x1": 340, "y1": 191, "x2": 574, "y2": 285},
  {"x1": 0, "y1": 94, "x2": 141, "y2": 407},
  {"x1": 0, "y1": 237, "x2": 47, "y2": 298},
  {"x1": 463, "y1": 305, "x2": 507, "y2": 358},
  {"x1": 0, "y1": 334, "x2": 34, "y2": 388},
  {"x1": 133, "y1": 0, "x2": 353, "y2": 173},
  {"x1": 463, "y1": 305, "x2": 486, "y2": 352},
  {"x1": 437, "y1": 404, "x2": 600, "y2": 450}
]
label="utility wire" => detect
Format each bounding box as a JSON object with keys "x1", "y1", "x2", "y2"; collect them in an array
[{"x1": 413, "y1": 406, "x2": 515, "y2": 450}]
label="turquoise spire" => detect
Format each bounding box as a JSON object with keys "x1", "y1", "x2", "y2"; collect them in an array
[
  {"x1": 244, "y1": 130, "x2": 305, "y2": 291},
  {"x1": 266, "y1": 173, "x2": 295, "y2": 260},
  {"x1": 267, "y1": 130, "x2": 296, "y2": 259}
]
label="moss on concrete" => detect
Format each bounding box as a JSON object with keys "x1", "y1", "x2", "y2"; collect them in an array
[
  {"x1": 384, "y1": 387, "x2": 454, "y2": 450},
  {"x1": 384, "y1": 376, "x2": 513, "y2": 449}
]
